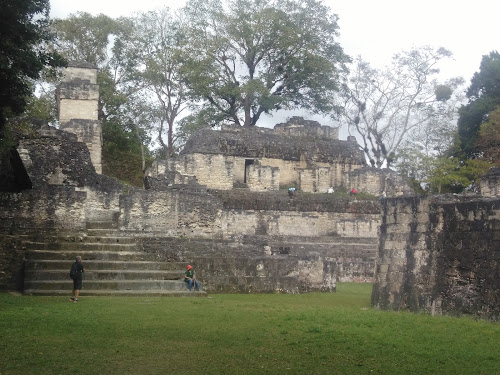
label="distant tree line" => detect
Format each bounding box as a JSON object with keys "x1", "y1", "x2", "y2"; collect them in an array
[{"x1": 0, "y1": 0, "x2": 498, "y2": 190}]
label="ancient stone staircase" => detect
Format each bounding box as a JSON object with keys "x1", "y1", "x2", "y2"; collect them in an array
[{"x1": 22, "y1": 228, "x2": 206, "y2": 297}]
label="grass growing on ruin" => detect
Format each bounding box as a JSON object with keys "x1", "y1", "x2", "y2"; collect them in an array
[{"x1": 1, "y1": 283, "x2": 499, "y2": 375}]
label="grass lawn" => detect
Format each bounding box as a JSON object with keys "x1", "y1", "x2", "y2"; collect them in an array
[{"x1": 1, "y1": 283, "x2": 499, "y2": 375}]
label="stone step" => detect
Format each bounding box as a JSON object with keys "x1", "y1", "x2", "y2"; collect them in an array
[
  {"x1": 25, "y1": 269, "x2": 185, "y2": 281},
  {"x1": 17, "y1": 234, "x2": 137, "y2": 245},
  {"x1": 23, "y1": 289, "x2": 208, "y2": 297},
  {"x1": 24, "y1": 279, "x2": 194, "y2": 292},
  {"x1": 25, "y1": 260, "x2": 186, "y2": 271},
  {"x1": 25, "y1": 250, "x2": 157, "y2": 261},
  {"x1": 86, "y1": 229, "x2": 121, "y2": 237},
  {"x1": 22, "y1": 241, "x2": 137, "y2": 251},
  {"x1": 268, "y1": 236, "x2": 378, "y2": 244},
  {"x1": 86, "y1": 221, "x2": 118, "y2": 230}
]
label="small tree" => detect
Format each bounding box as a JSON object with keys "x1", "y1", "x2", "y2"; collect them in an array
[
  {"x1": 426, "y1": 157, "x2": 493, "y2": 193},
  {"x1": 125, "y1": 8, "x2": 191, "y2": 157}
]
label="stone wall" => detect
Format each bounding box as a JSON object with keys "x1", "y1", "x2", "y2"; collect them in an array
[
  {"x1": 372, "y1": 195, "x2": 500, "y2": 321},
  {"x1": 119, "y1": 189, "x2": 223, "y2": 237},
  {"x1": 273, "y1": 116, "x2": 339, "y2": 139},
  {"x1": 147, "y1": 152, "x2": 364, "y2": 192},
  {"x1": 299, "y1": 167, "x2": 331, "y2": 193},
  {"x1": 0, "y1": 121, "x2": 382, "y2": 293},
  {"x1": 146, "y1": 154, "x2": 234, "y2": 190},
  {"x1": 60, "y1": 64, "x2": 98, "y2": 83},
  {"x1": 56, "y1": 65, "x2": 99, "y2": 122},
  {"x1": 347, "y1": 167, "x2": 413, "y2": 197},
  {"x1": 222, "y1": 210, "x2": 379, "y2": 238},
  {"x1": 0, "y1": 187, "x2": 88, "y2": 233},
  {"x1": 59, "y1": 119, "x2": 102, "y2": 174},
  {"x1": 138, "y1": 237, "x2": 336, "y2": 293},
  {"x1": 480, "y1": 167, "x2": 500, "y2": 197},
  {"x1": 246, "y1": 162, "x2": 280, "y2": 191},
  {"x1": 0, "y1": 236, "x2": 25, "y2": 291}
]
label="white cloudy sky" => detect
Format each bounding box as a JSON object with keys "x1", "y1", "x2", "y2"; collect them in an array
[
  {"x1": 49, "y1": 0, "x2": 499, "y2": 128},
  {"x1": 49, "y1": 0, "x2": 499, "y2": 81}
]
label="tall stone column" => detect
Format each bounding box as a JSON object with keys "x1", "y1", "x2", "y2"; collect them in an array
[{"x1": 56, "y1": 61, "x2": 102, "y2": 174}]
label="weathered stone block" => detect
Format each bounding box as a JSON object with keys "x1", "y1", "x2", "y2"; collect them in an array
[{"x1": 373, "y1": 195, "x2": 500, "y2": 321}]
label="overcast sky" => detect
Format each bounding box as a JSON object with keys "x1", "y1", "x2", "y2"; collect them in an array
[{"x1": 49, "y1": 0, "x2": 499, "y2": 128}]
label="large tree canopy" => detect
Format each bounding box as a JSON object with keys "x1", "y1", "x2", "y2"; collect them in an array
[
  {"x1": 0, "y1": 0, "x2": 65, "y2": 134},
  {"x1": 181, "y1": 0, "x2": 350, "y2": 127},
  {"x1": 342, "y1": 46, "x2": 462, "y2": 169}
]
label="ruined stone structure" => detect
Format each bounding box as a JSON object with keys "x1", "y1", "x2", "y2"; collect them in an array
[
  {"x1": 145, "y1": 117, "x2": 413, "y2": 197},
  {"x1": 372, "y1": 194, "x2": 500, "y2": 321},
  {"x1": 56, "y1": 61, "x2": 102, "y2": 174},
  {"x1": 0, "y1": 119, "x2": 384, "y2": 295},
  {"x1": 1, "y1": 62, "x2": 498, "y2": 320},
  {"x1": 480, "y1": 167, "x2": 500, "y2": 197}
]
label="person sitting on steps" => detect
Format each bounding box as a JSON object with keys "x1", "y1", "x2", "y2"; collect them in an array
[{"x1": 184, "y1": 264, "x2": 200, "y2": 291}]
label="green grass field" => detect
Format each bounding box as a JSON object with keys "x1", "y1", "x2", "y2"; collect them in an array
[{"x1": 1, "y1": 283, "x2": 499, "y2": 375}]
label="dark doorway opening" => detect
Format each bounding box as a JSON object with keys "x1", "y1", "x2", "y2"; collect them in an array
[{"x1": 244, "y1": 159, "x2": 255, "y2": 183}]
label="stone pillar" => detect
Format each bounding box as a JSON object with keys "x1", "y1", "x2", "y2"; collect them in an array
[
  {"x1": 480, "y1": 167, "x2": 500, "y2": 197},
  {"x1": 56, "y1": 61, "x2": 102, "y2": 174}
]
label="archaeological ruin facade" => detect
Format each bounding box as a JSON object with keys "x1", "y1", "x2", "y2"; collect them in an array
[
  {"x1": 0, "y1": 63, "x2": 399, "y2": 296},
  {"x1": 0, "y1": 63, "x2": 498, "y2": 320},
  {"x1": 145, "y1": 116, "x2": 412, "y2": 197}
]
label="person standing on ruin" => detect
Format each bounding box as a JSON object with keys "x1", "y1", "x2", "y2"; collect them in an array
[
  {"x1": 70, "y1": 255, "x2": 85, "y2": 302},
  {"x1": 184, "y1": 265, "x2": 200, "y2": 291}
]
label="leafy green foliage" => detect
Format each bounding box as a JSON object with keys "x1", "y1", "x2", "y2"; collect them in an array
[
  {"x1": 22, "y1": 89, "x2": 57, "y2": 123},
  {"x1": 457, "y1": 51, "x2": 500, "y2": 157},
  {"x1": 102, "y1": 120, "x2": 152, "y2": 187},
  {"x1": 181, "y1": 0, "x2": 350, "y2": 127},
  {"x1": 53, "y1": 12, "x2": 118, "y2": 66},
  {"x1": 477, "y1": 107, "x2": 500, "y2": 165},
  {"x1": 426, "y1": 157, "x2": 493, "y2": 193},
  {"x1": 1, "y1": 286, "x2": 500, "y2": 374},
  {"x1": 53, "y1": 13, "x2": 153, "y2": 185},
  {"x1": 0, "y1": 0, "x2": 65, "y2": 134}
]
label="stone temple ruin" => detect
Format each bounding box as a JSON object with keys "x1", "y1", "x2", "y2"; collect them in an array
[
  {"x1": 145, "y1": 118, "x2": 412, "y2": 197},
  {"x1": 1, "y1": 62, "x2": 499, "y2": 320}
]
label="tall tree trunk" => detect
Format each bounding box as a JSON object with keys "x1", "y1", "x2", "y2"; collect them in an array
[
  {"x1": 168, "y1": 120, "x2": 174, "y2": 156},
  {"x1": 243, "y1": 96, "x2": 252, "y2": 127},
  {"x1": 133, "y1": 122, "x2": 146, "y2": 187}
]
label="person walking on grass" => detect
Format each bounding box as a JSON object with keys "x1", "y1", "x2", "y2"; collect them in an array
[
  {"x1": 70, "y1": 256, "x2": 85, "y2": 302},
  {"x1": 184, "y1": 264, "x2": 199, "y2": 291}
]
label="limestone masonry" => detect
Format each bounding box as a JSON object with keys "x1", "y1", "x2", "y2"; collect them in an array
[
  {"x1": 0, "y1": 64, "x2": 498, "y2": 320},
  {"x1": 0, "y1": 120, "x2": 382, "y2": 294},
  {"x1": 145, "y1": 117, "x2": 412, "y2": 197},
  {"x1": 56, "y1": 61, "x2": 102, "y2": 174},
  {"x1": 372, "y1": 194, "x2": 500, "y2": 321}
]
